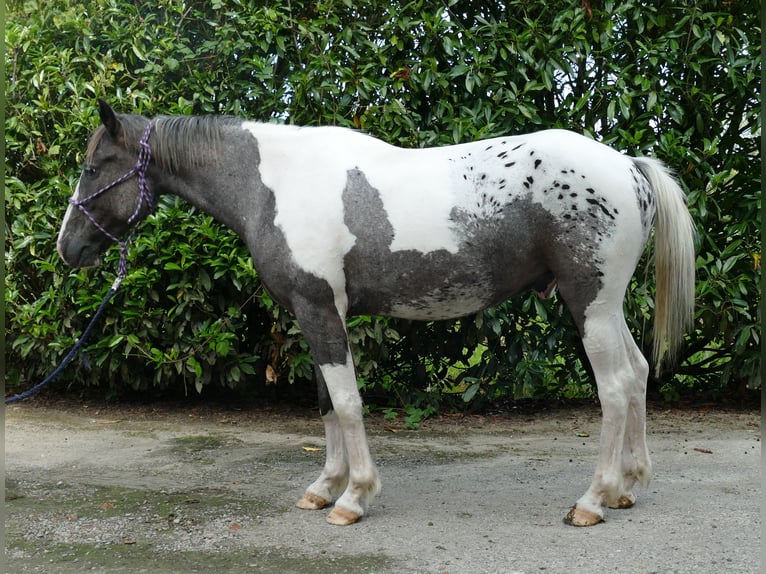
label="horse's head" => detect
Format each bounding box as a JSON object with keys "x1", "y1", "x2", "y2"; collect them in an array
[{"x1": 57, "y1": 100, "x2": 155, "y2": 268}]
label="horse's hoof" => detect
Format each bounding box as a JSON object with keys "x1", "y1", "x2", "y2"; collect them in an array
[
  {"x1": 563, "y1": 505, "x2": 604, "y2": 527},
  {"x1": 296, "y1": 492, "x2": 331, "y2": 510},
  {"x1": 608, "y1": 494, "x2": 636, "y2": 509},
  {"x1": 326, "y1": 506, "x2": 362, "y2": 526}
]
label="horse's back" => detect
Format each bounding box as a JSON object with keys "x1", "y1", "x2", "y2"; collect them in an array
[{"x1": 243, "y1": 124, "x2": 652, "y2": 321}]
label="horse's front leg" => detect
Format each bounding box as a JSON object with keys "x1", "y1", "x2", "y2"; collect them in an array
[
  {"x1": 316, "y1": 356, "x2": 381, "y2": 525},
  {"x1": 296, "y1": 368, "x2": 349, "y2": 511},
  {"x1": 294, "y1": 304, "x2": 380, "y2": 525}
]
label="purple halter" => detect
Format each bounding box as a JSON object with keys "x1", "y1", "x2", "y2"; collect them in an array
[{"x1": 70, "y1": 121, "x2": 156, "y2": 280}]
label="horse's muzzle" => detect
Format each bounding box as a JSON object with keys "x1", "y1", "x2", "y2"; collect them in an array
[{"x1": 57, "y1": 235, "x2": 103, "y2": 269}]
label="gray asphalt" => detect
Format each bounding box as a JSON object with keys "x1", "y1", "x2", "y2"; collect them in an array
[{"x1": 4, "y1": 402, "x2": 761, "y2": 573}]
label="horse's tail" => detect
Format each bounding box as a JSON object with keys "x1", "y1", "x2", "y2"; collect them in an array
[{"x1": 633, "y1": 157, "x2": 696, "y2": 374}]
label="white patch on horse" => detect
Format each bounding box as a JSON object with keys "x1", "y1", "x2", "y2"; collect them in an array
[
  {"x1": 242, "y1": 122, "x2": 358, "y2": 315},
  {"x1": 357, "y1": 149, "x2": 460, "y2": 254},
  {"x1": 488, "y1": 130, "x2": 650, "y2": 257},
  {"x1": 57, "y1": 178, "x2": 82, "y2": 259},
  {"x1": 243, "y1": 122, "x2": 462, "y2": 257}
]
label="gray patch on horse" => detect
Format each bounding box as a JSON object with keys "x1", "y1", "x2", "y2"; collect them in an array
[
  {"x1": 341, "y1": 169, "x2": 604, "y2": 330},
  {"x1": 341, "y1": 169, "x2": 495, "y2": 319},
  {"x1": 455, "y1": 192, "x2": 606, "y2": 332}
]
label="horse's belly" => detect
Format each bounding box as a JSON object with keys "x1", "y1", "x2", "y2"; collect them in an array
[
  {"x1": 387, "y1": 287, "x2": 494, "y2": 321},
  {"x1": 347, "y1": 272, "x2": 509, "y2": 321}
]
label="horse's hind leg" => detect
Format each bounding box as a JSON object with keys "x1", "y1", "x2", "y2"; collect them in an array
[
  {"x1": 610, "y1": 326, "x2": 652, "y2": 509},
  {"x1": 563, "y1": 306, "x2": 651, "y2": 526}
]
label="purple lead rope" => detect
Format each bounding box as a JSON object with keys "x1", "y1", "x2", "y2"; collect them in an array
[{"x1": 6, "y1": 122, "x2": 156, "y2": 404}]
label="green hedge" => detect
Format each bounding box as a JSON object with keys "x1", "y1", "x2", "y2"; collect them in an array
[{"x1": 5, "y1": 0, "x2": 761, "y2": 407}]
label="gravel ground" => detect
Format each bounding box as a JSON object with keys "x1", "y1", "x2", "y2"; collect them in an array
[{"x1": 4, "y1": 400, "x2": 761, "y2": 573}]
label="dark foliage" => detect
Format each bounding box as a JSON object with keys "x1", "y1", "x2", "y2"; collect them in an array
[{"x1": 5, "y1": 1, "x2": 761, "y2": 411}]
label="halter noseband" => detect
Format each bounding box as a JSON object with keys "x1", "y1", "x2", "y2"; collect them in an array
[{"x1": 70, "y1": 121, "x2": 156, "y2": 280}]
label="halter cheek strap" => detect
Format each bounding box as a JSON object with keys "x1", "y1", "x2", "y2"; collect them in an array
[{"x1": 69, "y1": 121, "x2": 156, "y2": 282}]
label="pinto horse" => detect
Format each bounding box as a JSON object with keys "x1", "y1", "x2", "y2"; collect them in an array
[{"x1": 57, "y1": 101, "x2": 695, "y2": 526}]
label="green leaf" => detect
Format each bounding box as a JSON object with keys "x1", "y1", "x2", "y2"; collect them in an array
[{"x1": 462, "y1": 381, "x2": 481, "y2": 402}]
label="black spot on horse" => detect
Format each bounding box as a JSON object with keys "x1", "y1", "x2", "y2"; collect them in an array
[
  {"x1": 512, "y1": 143, "x2": 524, "y2": 151},
  {"x1": 534, "y1": 159, "x2": 542, "y2": 169},
  {"x1": 505, "y1": 162, "x2": 516, "y2": 168},
  {"x1": 598, "y1": 204, "x2": 615, "y2": 220}
]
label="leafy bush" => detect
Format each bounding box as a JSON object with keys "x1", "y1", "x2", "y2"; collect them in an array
[{"x1": 5, "y1": 0, "x2": 761, "y2": 406}]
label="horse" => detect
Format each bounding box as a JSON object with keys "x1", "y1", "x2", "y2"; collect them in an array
[{"x1": 57, "y1": 100, "x2": 695, "y2": 527}]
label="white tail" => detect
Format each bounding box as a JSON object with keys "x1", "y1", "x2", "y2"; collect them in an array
[{"x1": 633, "y1": 158, "x2": 696, "y2": 372}]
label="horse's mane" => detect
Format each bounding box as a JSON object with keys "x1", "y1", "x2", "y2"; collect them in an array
[{"x1": 87, "y1": 113, "x2": 242, "y2": 174}]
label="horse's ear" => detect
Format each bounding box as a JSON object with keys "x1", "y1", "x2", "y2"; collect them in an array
[{"x1": 98, "y1": 99, "x2": 122, "y2": 139}]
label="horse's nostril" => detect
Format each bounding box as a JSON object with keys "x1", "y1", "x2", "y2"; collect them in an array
[{"x1": 56, "y1": 237, "x2": 89, "y2": 268}]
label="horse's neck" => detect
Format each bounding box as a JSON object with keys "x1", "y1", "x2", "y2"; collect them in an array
[{"x1": 157, "y1": 131, "x2": 264, "y2": 240}]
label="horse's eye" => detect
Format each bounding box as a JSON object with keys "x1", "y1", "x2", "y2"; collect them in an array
[{"x1": 83, "y1": 166, "x2": 97, "y2": 177}]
